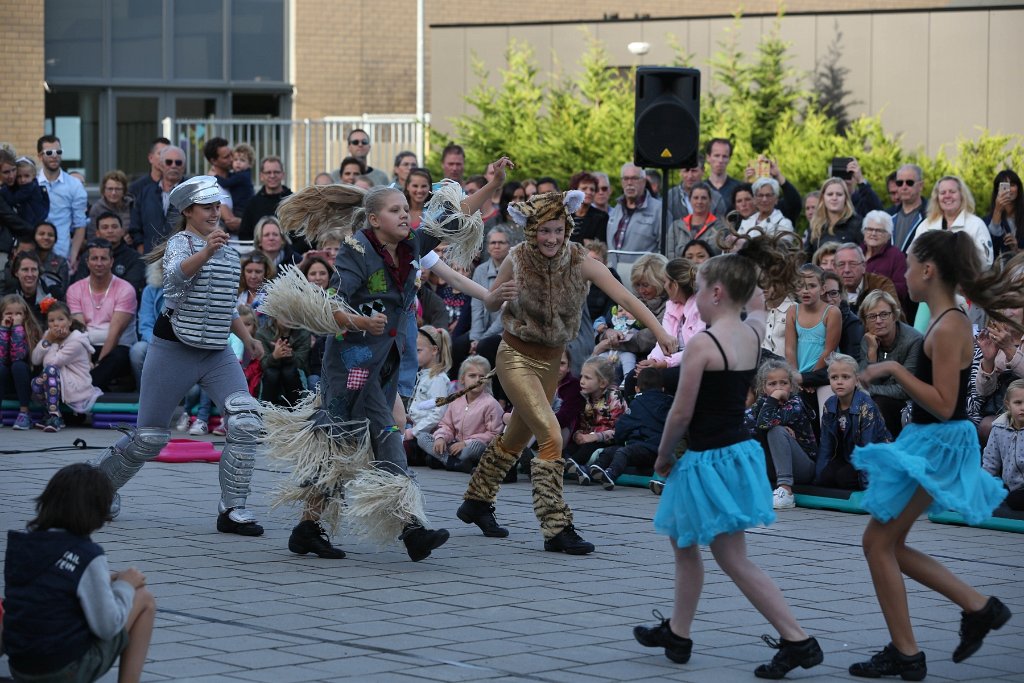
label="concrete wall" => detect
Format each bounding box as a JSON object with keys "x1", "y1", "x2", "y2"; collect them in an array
[
  {"x1": 0, "y1": 0, "x2": 45, "y2": 157},
  {"x1": 429, "y1": 6, "x2": 1024, "y2": 155}
]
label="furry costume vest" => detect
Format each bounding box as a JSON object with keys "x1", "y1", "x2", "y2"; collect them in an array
[{"x1": 503, "y1": 241, "x2": 589, "y2": 348}]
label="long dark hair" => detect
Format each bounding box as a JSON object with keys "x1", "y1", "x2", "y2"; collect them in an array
[
  {"x1": 990, "y1": 170, "x2": 1024, "y2": 235},
  {"x1": 28, "y1": 463, "x2": 114, "y2": 536},
  {"x1": 911, "y1": 230, "x2": 1024, "y2": 332}
]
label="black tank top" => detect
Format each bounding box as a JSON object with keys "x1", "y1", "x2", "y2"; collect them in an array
[
  {"x1": 910, "y1": 308, "x2": 971, "y2": 424},
  {"x1": 689, "y1": 329, "x2": 758, "y2": 451}
]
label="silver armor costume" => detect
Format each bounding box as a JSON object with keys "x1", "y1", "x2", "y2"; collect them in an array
[
  {"x1": 163, "y1": 232, "x2": 240, "y2": 348},
  {"x1": 218, "y1": 391, "x2": 262, "y2": 511}
]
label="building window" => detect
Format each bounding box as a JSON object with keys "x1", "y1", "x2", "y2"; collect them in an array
[
  {"x1": 44, "y1": 90, "x2": 101, "y2": 181},
  {"x1": 111, "y1": 0, "x2": 164, "y2": 79},
  {"x1": 231, "y1": 0, "x2": 285, "y2": 82},
  {"x1": 44, "y1": 0, "x2": 103, "y2": 78},
  {"x1": 173, "y1": 0, "x2": 224, "y2": 80}
]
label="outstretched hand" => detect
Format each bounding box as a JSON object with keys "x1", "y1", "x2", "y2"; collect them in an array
[{"x1": 487, "y1": 157, "x2": 515, "y2": 186}]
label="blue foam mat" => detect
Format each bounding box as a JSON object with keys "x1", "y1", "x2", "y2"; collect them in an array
[{"x1": 928, "y1": 510, "x2": 1024, "y2": 534}]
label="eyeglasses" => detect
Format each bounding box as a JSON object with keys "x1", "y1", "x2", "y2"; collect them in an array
[
  {"x1": 164, "y1": 159, "x2": 184, "y2": 167},
  {"x1": 834, "y1": 260, "x2": 864, "y2": 269},
  {"x1": 104, "y1": 185, "x2": 124, "y2": 193},
  {"x1": 894, "y1": 179, "x2": 916, "y2": 187},
  {"x1": 41, "y1": 149, "x2": 63, "y2": 157},
  {"x1": 862, "y1": 227, "x2": 888, "y2": 235},
  {"x1": 865, "y1": 311, "x2": 894, "y2": 322},
  {"x1": 755, "y1": 192, "x2": 777, "y2": 199},
  {"x1": 349, "y1": 139, "x2": 370, "y2": 146},
  {"x1": 823, "y1": 289, "x2": 841, "y2": 298}
]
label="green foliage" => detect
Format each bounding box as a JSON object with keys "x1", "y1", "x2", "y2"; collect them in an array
[{"x1": 430, "y1": 13, "x2": 1022, "y2": 217}]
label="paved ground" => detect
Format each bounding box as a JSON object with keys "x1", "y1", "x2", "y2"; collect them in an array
[{"x1": 0, "y1": 426, "x2": 1021, "y2": 682}]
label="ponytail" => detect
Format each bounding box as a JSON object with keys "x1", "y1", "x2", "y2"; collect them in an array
[{"x1": 912, "y1": 230, "x2": 1024, "y2": 332}]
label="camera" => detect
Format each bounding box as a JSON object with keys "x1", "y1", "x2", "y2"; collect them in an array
[{"x1": 831, "y1": 157, "x2": 854, "y2": 180}]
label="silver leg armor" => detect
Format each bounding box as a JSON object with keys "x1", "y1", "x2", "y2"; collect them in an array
[
  {"x1": 93, "y1": 427, "x2": 171, "y2": 491},
  {"x1": 218, "y1": 391, "x2": 263, "y2": 512}
]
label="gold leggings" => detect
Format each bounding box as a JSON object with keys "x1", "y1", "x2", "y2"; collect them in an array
[{"x1": 495, "y1": 341, "x2": 563, "y2": 461}]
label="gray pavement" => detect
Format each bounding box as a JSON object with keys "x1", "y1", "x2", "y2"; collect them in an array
[{"x1": 0, "y1": 426, "x2": 1021, "y2": 682}]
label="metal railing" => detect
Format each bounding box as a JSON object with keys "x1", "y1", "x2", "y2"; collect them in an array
[{"x1": 162, "y1": 114, "x2": 430, "y2": 189}]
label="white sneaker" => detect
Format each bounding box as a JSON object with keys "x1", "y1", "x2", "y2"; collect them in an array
[
  {"x1": 189, "y1": 419, "x2": 209, "y2": 435},
  {"x1": 175, "y1": 412, "x2": 191, "y2": 432},
  {"x1": 772, "y1": 487, "x2": 796, "y2": 510}
]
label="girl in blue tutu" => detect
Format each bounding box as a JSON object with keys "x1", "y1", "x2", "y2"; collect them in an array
[
  {"x1": 849, "y1": 230, "x2": 1021, "y2": 680},
  {"x1": 634, "y1": 237, "x2": 824, "y2": 680}
]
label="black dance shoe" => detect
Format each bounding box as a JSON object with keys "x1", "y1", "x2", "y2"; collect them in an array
[
  {"x1": 543, "y1": 524, "x2": 595, "y2": 555},
  {"x1": 754, "y1": 634, "x2": 823, "y2": 679},
  {"x1": 849, "y1": 643, "x2": 926, "y2": 681},
  {"x1": 953, "y1": 596, "x2": 1011, "y2": 663},
  {"x1": 401, "y1": 524, "x2": 450, "y2": 562},
  {"x1": 633, "y1": 609, "x2": 693, "y2": 663},
  {"x1": 457, "y1": 499, "x2": 509, "y2": 537},
  {"x1": 216, "y1": 507, "x2": 264, "y2": 536},
  {"x1": 288, "y1": 520, "x2": 346, "y2": 559}
]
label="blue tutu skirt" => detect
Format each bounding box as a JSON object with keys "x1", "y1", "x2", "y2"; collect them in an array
[
  {"x1": 653, "y1": 439, "x2": 775, "y2": 548},
  {"x1": 852, "y1": 421, "x2": 1006, "y2": 524}
]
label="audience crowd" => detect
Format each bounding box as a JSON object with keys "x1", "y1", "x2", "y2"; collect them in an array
[{"x1": 1, "y1": 130, "x2": 1021, "y2": 512}]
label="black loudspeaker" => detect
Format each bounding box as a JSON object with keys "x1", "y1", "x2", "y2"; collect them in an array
[{"x1": 634, "y1": 67, "x2": 701, "y2": 169}]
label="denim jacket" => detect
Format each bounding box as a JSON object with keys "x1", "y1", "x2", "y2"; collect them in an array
[{"x1": 815, "y1": 388, "x2": 892, "y2": 480}]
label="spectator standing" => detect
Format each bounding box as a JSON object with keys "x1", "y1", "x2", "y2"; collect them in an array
[
  {"x1": 66, "y1": 239, "x2": 138, "y2": 391},
  {"x1": 887, "y1": 164, "x2": 928, "y2": 252},
  {"x1": 861, "y1": 211, "x2": 909, "y2": 309},
  {"x1": 841, "y1": 158, "x2": 884, "y2": 218},
  {"x1": 912, "y1": 175, "x2": 993, "y2": 269},
  {"x1": 666, "y1": 183, "x2": 720, "y2": 259},
  {"x1": 806, "y1": 178, "x2": 863, "y2": 258},
  {"x1": 393, "y1": 151, "x2": 417, "y2": 189},
  {"x1": 127, "y1": 137, "x2": 169, "y2": 200},
  {"x1": 238, "y1": 156, "x2": 292, "y2": 242},
  {"x1": 666, "y1": 154, "x2": 727, "y2": 224},
  {"x1": 568, "y1": 172, "x2": 608, "y2": 244},
  {"x1": 607, "y1": 162, "x2": 662, "y2": 267},
  {"x1": 705, "y1": 138, "x2": 742, "y2": 211},
  {"x1": 130, "y1": 146, "x2": 185, "y2": 253},
  {"x1": 986, "y1": 170, "x2": 1024, "y2": 260},
  {"x1": 87, "y1": 170, "x2": 133, "y2": 242},
  {"x1": 740, "y1": 177, "x2": 794, "y2": 236},
  {"x1": 591, "y1": 172, "x2": 612, "y2": 213},
  {"x1": 441, "y1": 143, "x2": 466, "y2": 185},
  {"x1": 2, "y1": 156, "x2": 50, "y2": 231},
  {"x1": 204, "y1": 137, "x2": 246, "y2": 233},
  {"x1": 405, "y1": 168, "x2": 432, "y2": 229},
  {"x1": 36, "y1": 135, "x2": 87, "y2": 264},
  {"x1": 346, "y1": 129, "x2": 389, "y2": 186},
  {"x1": 253, "y1": 216, "x2": 299, "y2": 268}
]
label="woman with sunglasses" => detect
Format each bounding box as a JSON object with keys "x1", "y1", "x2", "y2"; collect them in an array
[{"x1": 94, "y1": 176, "x2": 266, "y2": 537}]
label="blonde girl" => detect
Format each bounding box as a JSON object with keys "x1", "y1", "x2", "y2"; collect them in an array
[
  {"x1": 785, "y1": 263, "x2": 841, "y2": 415},
  {"x1": 805, "y1": 177, "x2": 863, "y2": 258},
  {"x1": 564, "y1": 356, "x2": 626, "y2": 485},
  {"x1": 31, "y1": 300, "x2": 101, "y2": 431},
  {"x1": 429, "y1": 355, "x2": 504, "y2": 472},
  {"x1": 0, "y1": 294, "x2": 42, "y2": 429},
  {"x1": 406, "y1": 325, "x2": 454, "y2": 454}
]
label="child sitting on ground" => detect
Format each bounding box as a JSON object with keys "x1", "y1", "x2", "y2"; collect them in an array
[
  {"x1": 429, "y1": 355, "x2": 505, "y2": 472},
  {"x1": 814, "y1": 353, "x2": 891, "y2": 490},
  {"x1": 746, "y1": 358, "x2": 818, "y2": 510},
  {"x1": 982, "y1": 378, "x2": 1024, "y2": 511},
  {"x1": 30, "y1": 300, "x2": 102, "y2": 432},
  {"x1": 554, "y1": 348, "x2": 584, "y2": 445},
  {"x1": 0, "y1": 294, "x2": 42, "y2": 430},
  {"x1": 589, "y1": 367, "x2": 673, "y2": 490},
  {"x1": 2, "y1": 463, "x2": 155, "y2": 683},
  {"x1": 564, "y1": 355, "x2": 625, "y2": 485},
  {"x1": 404, "y1": 325, "x2": 453, "y2": 465}
]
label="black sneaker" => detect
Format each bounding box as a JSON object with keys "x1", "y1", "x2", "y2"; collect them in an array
[
  {"x1": 589, "y1": 465, "x2": 615, "y2": 490},
  {"x1": 754, "y1": 634, "x2": 823, "y2": 679},
  {"x1": 953, "y1": 596, "x2": 1011, "y2": 663},
  {"x1": 288, "y1": 520, "x2": 346, "y2": 559},
  {"x1": 633, "y1": 609, "x2": 693, "y2": 663},
  {"x1": 565, "y1": 460, "x2": 591, "y2": 486},
  {"x1": 216, "y1": 507, "x2": 265, "y2": 537},
  {"x1": 649, "y1": 480, "x2": 665, "y2": 496},
  {"x1": 457, "y1": 499, "x2": 509, "y2": 538},
  {"x1": 401, "y1": 524, "x2": 449, "y2": 562},
  {"x1": 849, "y1": 643, "x2": 926, "y2": 681},
  {"x1": 543, "y1": 524, "x2": 595, "y2": 555}
]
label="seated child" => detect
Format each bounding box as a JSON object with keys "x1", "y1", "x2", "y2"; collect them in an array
[
  {"x1": 428, "y1": 355, "x2": 504, "y2": 472},
  {"x1": 982, "y1": 379, "x2": 1024, "y2": 511},
  {"x1": 564, "y1": 355, "x2": 625, "y2": 485},
  {"x1": 30, "y1": 301, "x2": 102, "y2": 432},
  {"x1": 2, "y1": 463, "x2": 155, "y2": 683},
  {"x1": 589, "y1": 367, "x2": 673, "y2": 490},
  {"x1": 554, "y1": 348, "x2": 584, "y2": 445},
  {"x1": 814, "y1": 353, "x2": 891, "y2": 490},
  {"x1": 0, "y1": 294, "x2": 42, "y2": 430},
  {"x1": 745, "y1": 359, "x2": 818, "y2": 510},
  {"x1": 404, "y1": 325, "x2": 452, "y2": 464}
]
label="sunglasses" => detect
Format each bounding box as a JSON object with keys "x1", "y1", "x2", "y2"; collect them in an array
[
  {"x1": 42, "y1": 149, "x2": 63, "y2": 157},
  {"x1": 349, "y1": 139, "x2": 370, "y2": 146},
  {"x1": 164, "y1": 159, "x2": 184, "y2": 167},
  {"x1": 894, "y1": 179, "x2": 915, "y2": 187}
]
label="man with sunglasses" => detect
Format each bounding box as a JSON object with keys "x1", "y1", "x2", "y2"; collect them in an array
[
  {"x1": 346, "y1": 129, "x2": 389, "y2": 187},
  {"x1": 130, "y1": 146, "x2": 186, "y2": 253},
  {"x1": 36, "y1": 135, "x2": 87, "y2": 266},
  {"x1": 887, "y1": 164, "x2": 928, "y2": 253}
]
